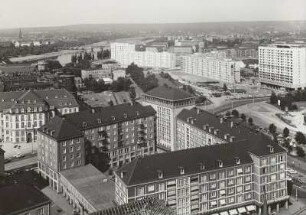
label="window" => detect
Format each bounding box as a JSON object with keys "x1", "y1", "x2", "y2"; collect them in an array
[
  {"x1": 209, "y1": 173, "x2": 216, "y2": 180},
  {"x1": 137, "y1": 187, "x2": 145, "y2": 196},
  {"x1": 36, "y1": 208, "x2": 44, "y2": 215},
  {"x1": 147, "y1": 184, "x2": 155, "y2": 192}
]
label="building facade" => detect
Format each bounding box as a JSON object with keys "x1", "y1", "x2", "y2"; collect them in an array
[
  {"x1": 115, "y1": 140, "x2": 289, "y2": 215},
  {"x1": 0, "y1": 148, "x2": 4, "y2": 176},
  {"x1": 259, "y1": 44, "x2": 306, "y2": 90},
  {"x1": 181, "y1": 54, "x2": 241, "y2": 83},
  {"x1": 64, "y1": 103, "x2": 157, "y2": 168},
  {"x1": 37, "y1": 116, "x2": 86, "y2": 192},
  {"x1": 111, "y1": 43, "x2": 176, "y2": 69},
  {"x1": 81, "y1": 68, "x2": 112, "y2": 80},
  {"x1": 0, "y1": 89, "x2": 79, "y2": 144},
  {"x1": 141, "y1": 86, "x2": 195, "y2": 151}
]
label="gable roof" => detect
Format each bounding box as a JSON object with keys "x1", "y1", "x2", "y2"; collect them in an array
[
  {"x1": 144, "y1": 86, "x2": 195, "y2": 101},
  {"x1": 176, "y1": 108, "x2": 285, "y2": 156},
  {"x1": 38, "y1": 116, "x2": 83, "y2": 141},
  {"x1": 117, "y1": 139, "x2": 285, "y2": 186},
  {"x1": 64, "y1": 103, "x2": 156, "y2": 130},
  {"x1": 0, "y1": 184, "x2": 50, "y2": 215},
  {"x1": 0, "y1": 89, "x2": 78, "y2": 112}
]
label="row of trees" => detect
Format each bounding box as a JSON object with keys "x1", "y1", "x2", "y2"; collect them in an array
[
  {"x1": 126, "y1": 63, "x2": 158, "y2": 92},
  {"x1": 270, "y1": 91, "x2": 298, "y2": 111},
  {"x1": 83, "y1": 77, "x2": 132, "y2": 93},
  {"x1": 96, "y1": 49, "x2": 110, "y2": 60},
  {"x1": 226, "y1": 109, "x2": 253, "y2": 125}
]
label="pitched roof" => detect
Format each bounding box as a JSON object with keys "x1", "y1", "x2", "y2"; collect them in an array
[
  {"x1": 0, "y1": 184, "x2": 50, "y2": 215},
  {"x1": 144, "y1": 86, "x2": 194, "y2": 101},
  {"x1": 38, "y1": 116, "x2": 83, "y2": 141},
  {"x1": 0, "y1": 89, "x2": 78, "y2": 112},
  {"x1": 176, "y1": 108, "x2": 285, "y2": 155},
  {"x1": 64, "y1": 103, "x2": 156, "y2": 130},
  {"x1": 117, "y1": 140, "x2": 285, "y2": 186}
]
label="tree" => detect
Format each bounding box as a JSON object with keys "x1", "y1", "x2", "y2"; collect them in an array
[
  {"x1": 240, "y1": 113, "x2": 246, "y2": 121},
  {"x1": 232, "y1": 109, "x2": 239, "y2": 118},
  {"x1": 223, "y1": 83, "x2": 228, "y2": 92},
  {"x1": 248, "y1": 117, "x2": 253, "y2": 126},
  {"x1": 268, "y1": 123, "x2": 277, "y2": 134},
  {"x1": 296, "y1": 146, "x2": 305, "y2": 157},
  {"x1": 225, "y1": 111, "x2": 231, "y2": 117},
  {"x1": 195, "y1": 95, "x2": 206, "y2": 104},
  {"x1": 270, "y1": 91, "x2": 278, "y2": 105},
  {"x1": 283, "y1": 127, "x2": 289, "y2": 138},
  {"x1": 71, "y1": 54, "x2": 77, "y2": 64},
  {"x1": 129, "y1": 86, "x2": 136, "y2": 101},
  {"x1": 108, "y1": 100, "x2": 114, "y2": 106},
  {"x1": 295, "y1": 132, "x2": 306, "y2": 145}
]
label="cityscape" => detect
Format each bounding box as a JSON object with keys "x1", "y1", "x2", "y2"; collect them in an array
[{"x1": 1, "y1": 0, "x2": 306, "y2": 215}]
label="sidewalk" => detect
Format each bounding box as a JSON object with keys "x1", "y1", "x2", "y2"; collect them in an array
[
  {"x1": 278, "y1": 198, "x2": 306, "y2": 215},
  {"x1": 41, "y1": 187, "x2": 74, "y2": 215}
]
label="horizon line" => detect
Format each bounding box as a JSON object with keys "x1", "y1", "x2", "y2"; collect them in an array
[{"x1": 1, "y1": 19, "x2": 305, "y2": 31}]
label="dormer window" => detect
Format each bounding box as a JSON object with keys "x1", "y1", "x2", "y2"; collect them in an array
[
  {"x1": 112, "y1": 116, "x2": 116, "y2": 121},
  {"x1": 268, "y1": 145, "x2": 274, "y2": 153},
  {"x1": 199, "y1": 163, "x2": 205, "y2": 171},
  {"x1": 97, "y1": 118, "x2": 101, "y2": 123},
  {"x1": 123, "y1": 113, "x2": 128, "y2": 118},
  {"x1": 235, "y1": 157, "x2": 241, "y2": 165},
  {"x1": 157, "y1": 170, "x2": 163, "y2": 179},
  {"x1": 217, "y1": 160, "x2": 223, "y2": 168},
  {"x1": 82, "y1": 121, "x2": 87, "y2": 127},
  {"x1": 179, "y1": 167, "x2": 185, "y2": 175},
  {"x1": 136, "y1": 111, "x2": 139, "y2": 116}
]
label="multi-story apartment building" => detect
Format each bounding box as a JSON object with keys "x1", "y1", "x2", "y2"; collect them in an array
[
  {"x1": 64, "y1": 103, "x2": 157, "y2": 168},
  {"x1": 259, "y1": 44, "x2": 306, "y2": 90},
  {"x1": 0, "y1": 89, "x2": 79, "y2": 144},
  {"x1": 111, "y1": 43, "x2": 176, "y2": 69},
  {"x1": 38, "y1": 102, "x2": 157, "y2": 182},
  {"x1": 181, "y1": 54, "x2": 241, "y2": 83},
  {"x1": 141, "y1": 86, "x2": 195, "y2": 151},
  {"x1": 115, "y1": 139, "x2": 289, "y2": 215},
  {"x1": 37, "y1": 116, "x2": 86, "y2": 192}
]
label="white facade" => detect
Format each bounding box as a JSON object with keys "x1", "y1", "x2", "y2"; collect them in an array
[
  {"x1": 181, "y1": 54, "x2": 241, "y2": 83},
  {"x1": 259, "y1": 44, "x2": 306, "y2": 89},
  {"x1": 111, "y1": 43, "x2": 176, "y2": 69}
]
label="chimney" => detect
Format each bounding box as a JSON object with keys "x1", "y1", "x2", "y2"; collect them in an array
[
  {"x1": 197, "y1": 108, "x2": 201, "y2": 114},
  {"x1": 209, "y1": 127, "x2": 214, "y2": 133},
  {"x1": 224, "y1": 133, "x2": 230, "y2": 140},
  {"x1": 91, "y1": 109, "x2": 95, "y2": 114},
  {"x1": 136, "y1": 111, "x2": 139, "y2": 116},
  {"x1": 204, "y1": 124, "x2": 209, "y2": 130},
  {"x1": 229, "y1": 136, "x2": 235, "y2": 142},
  {"x1": 199, "y1": 163, "x2": 205, "y2": 171},
  {"x1": 230, "y1": 121, "x2": 234, "y2": 128}
]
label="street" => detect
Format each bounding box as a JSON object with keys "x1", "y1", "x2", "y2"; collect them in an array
[{"x1": 5, "y1": 156, "x2": 37, "y2": 171}]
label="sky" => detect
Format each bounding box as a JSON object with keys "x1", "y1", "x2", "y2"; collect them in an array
[{"x1": 0, "y1": 0, "x2": 305, "y2": 29}]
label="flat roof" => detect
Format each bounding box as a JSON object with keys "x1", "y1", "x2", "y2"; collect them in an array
[{"x1": 60, "y1": 164, "x2": 115, "y2": 210}]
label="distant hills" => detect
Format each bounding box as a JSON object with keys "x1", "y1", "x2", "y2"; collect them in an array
[{"x1": 0, "y1": 20, "x2": 305, "y2": 35}]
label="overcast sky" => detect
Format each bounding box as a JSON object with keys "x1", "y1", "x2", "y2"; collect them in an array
[{"x1": 0, "y1": 0, "x2": 305, "y2": 29}]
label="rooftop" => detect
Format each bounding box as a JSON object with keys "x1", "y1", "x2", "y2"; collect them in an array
[
  {"x1": 144, "y1": 86, "x2": 195, "y2": 101},
  {"x1": 0, "y1": 184, "x2": 50, "y2": 215},
  {"x1": 177, "y1": 108, "x2": 285, "y2": 156},
  {"x1": 64, "y1": 102, "x2": 156, "y2": 131},
  {"x1": 0, "y1": 89, "x2": 79, "y2": 112},
  {"x1": 60, "y1": 164, "x2": 115, "y2": 211},
  {"x1": 38, "y1": 116, "x2": 83, "y2": 141}
]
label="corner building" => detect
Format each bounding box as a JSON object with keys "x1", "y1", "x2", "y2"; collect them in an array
[{"x1": 115, "y1": 140, "x2": 289, "y2": 215}]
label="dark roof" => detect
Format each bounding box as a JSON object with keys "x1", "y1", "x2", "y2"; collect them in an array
[
  {"x1": 176, "y1": 108, "x2": 285, "y2": 156},
  {"x1": 144, "y1": 86, "x2": 195, "y2": 101},
  {"x1": 0, "y1": 184, "x2": 50, "y2": 215},
  {"x1": 0, "y1": 148, "x2": 4, "y2": 154},
  {"x1": 38, "y1": 116, "x2": 83, "y2": 141},
  {"x1": 0, "y1": 89, "x2": 78, "y2": 112},
  {"x1": 64, "y1": 103, "x2": 156, "y2": 131}
]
